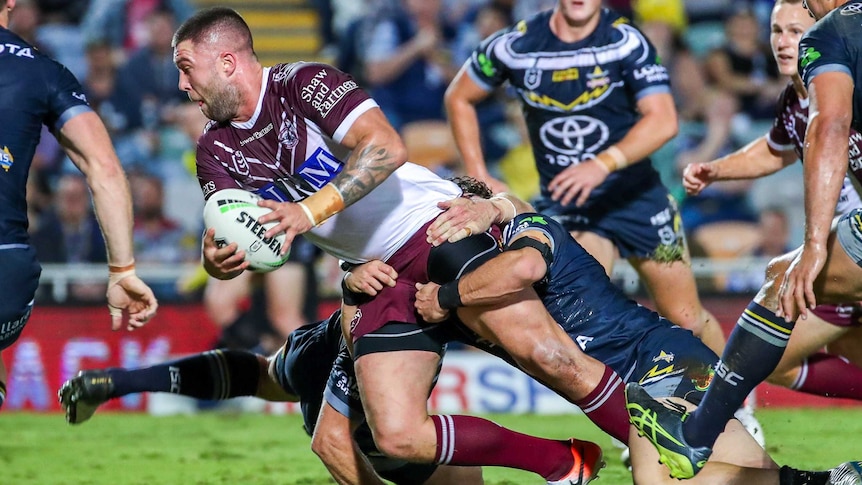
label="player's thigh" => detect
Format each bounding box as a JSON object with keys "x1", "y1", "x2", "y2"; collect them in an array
[
  {"x1": 816, "y1": 218, "x2": 862, "y2": 302},
  {"x1": 774, "y1": 312, "x2": 849, "y2": 378},
  {"x1": 570, "y1": 230, "x2": 617, "y2": 275},
  {"x1": 0, "y1": 246, "x2": 40, "y2": 351},
  {"x1": 631, "y1": 257, "x2": 704, "y2": 324},
  {"x1": 354, "y1": 349, "x2": 440, "y2": 433},
  {"x1": 826, "y1": 324, "x2": 862, "y2": 367},
  {"x1": 421, "y1": 465, "x2": 483, "y2": 485}
]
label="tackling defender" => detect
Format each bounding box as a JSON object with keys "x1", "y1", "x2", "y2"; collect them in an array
[{"x1": 415, "y1": 195, "x2": 862, "y2": 485}]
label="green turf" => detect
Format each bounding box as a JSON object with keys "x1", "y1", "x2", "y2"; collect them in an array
[{"x1": 3, "y1": 408, "x2": 861, "y2": 484}]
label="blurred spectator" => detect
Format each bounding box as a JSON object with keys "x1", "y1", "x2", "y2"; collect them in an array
[
  {"x1": 724, "y1": 206, "x2": 793, "y2": 293},
  {"x1": 129, "y1": 172, "x2": 199, "y2": 301},
  {"x1": 117, "y1": 7, "x2": 188, "y2": 127},
  {"x1": 703, "y1": 6, "x2": 784, "y2": 123},
  {"x1": 80, "y1": 40, "x2": 152, "y2": 171},
  {"x1": 29, "y1": 174, "x2": 107, "y2": 302},
  {"x1": 362, "y1": 0, "x2": 458, "y2": 130},
  {"x1": 81, "y1": 0, "x2": 194, "y2": 61}
]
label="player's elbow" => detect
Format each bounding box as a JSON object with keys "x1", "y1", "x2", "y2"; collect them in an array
[
  {"x1": 311, "y1": 424, "x2": 353, "y2": 465},
  {"x1": 509, "y1": 251, "x2": 546, "y2": 286}
]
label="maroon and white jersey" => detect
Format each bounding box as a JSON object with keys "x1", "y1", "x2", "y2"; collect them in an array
[
  {"x1": 195, "y1": 63, "x2": 461, "y2": 263},
  {"x1": 767, "y1": 83, "x2": 862, "y2": 215}
]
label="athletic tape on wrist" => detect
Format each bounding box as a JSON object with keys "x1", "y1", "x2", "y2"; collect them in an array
[
  {"x1": 490, "y1": 195, "x2": 517, "y2": 224},
  {"x1": 299, "y1": 183, "x2": 345, "y2": 226}
]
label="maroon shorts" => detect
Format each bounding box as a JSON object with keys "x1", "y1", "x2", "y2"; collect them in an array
[
  {"x1": 349, "y1": 221, "x2": 433, "y2": 341},
  {"x1": 810, "y1": 303, "x2": 862, "y2": 327}
]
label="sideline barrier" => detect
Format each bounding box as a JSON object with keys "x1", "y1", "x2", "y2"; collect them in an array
[{"x1": 8, "y1": 298, "x2": 861, "y2": 413}]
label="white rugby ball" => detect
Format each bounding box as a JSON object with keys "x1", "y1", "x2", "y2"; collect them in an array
[{"x1": 203, "y1": 188, "x2": 290, "y2": 273}]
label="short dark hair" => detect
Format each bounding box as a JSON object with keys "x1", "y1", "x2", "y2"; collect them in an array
[
  {"x1": 449, "y1": 176, "x2": 494, "y2": 199},
  {"x1": 172, "y1": 6, "x2": 255, "y2": 56}
]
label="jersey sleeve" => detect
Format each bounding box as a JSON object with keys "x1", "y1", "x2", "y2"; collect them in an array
[
  {"x1": 280, "y1": 63, "x2": 377, "y2": 144},
  {"x1": 619, "y1": 22, "x2": 672, "y2": 101},
  {"x1": 766, "y1": 85, "x2": 795, "y2": 152},
  {"x1": 502, "y1": 213, "x2": 556, "y2": 252},
  {"x1": 465, "y1": 27, "x2": 513, "y2": 91},
  {"x1": 43, "y1": 59, "x2": 92, "y2": 131},
  {"x1": 799, "y1": 15, "x2": 853, "y2": 88}
]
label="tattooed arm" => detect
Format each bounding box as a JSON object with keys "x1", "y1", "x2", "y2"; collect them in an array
[
  {"x1": 329, "y1": 107, "x2": 408, "y2": 206},
  {"x1": 255, "y1": 107, "x2": 408, "y2": 256}
]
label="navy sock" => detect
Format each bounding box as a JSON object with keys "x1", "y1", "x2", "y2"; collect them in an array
[
  {"x1": 107, "y1": 349, "x2": 261, "y2": 400},
  {"x1": 779, "y1": 466, "x2": 829, "y2": 485},
  {"x1": 685, "y1": 302, "x2": 794, "y2": 448}
]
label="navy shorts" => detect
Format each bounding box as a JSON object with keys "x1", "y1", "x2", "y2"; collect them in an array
[
  {"x1": 0, "y1": 245, "x2": 41, "y2": 350},
  {"x1": 534, "y1": 181, "x2": 686, "y2": 260},
  {"x1": 631, "y1": 325, "x2": 719, "y2": 405}
]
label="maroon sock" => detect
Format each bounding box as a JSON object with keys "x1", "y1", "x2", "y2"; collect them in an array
[
  {"x1": 573, "y1": 366, "x2": 629, "y2": 444},
  {"x1": 431, "y1": 414, "x2": 573, "y2": 480},
  {"x1": 793, "y1": 353, "x2": 862, "y2": 400}
]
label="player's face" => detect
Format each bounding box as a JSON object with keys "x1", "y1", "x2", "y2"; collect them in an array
[
  {"x1": 803, "y1": 0, "x2": 840, "y2": 20},
  {"x1": 174, "y1": 40, "x2": 241, "y2": 123},
  {"x1": 556, "y1": 0, "x2": 602, "y2": 27},
  {"x1": 770, "y1": 2, "x2": 815, "y2": 76}
]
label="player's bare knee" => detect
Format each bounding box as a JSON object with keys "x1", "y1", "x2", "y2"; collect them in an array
[
  {"x1": 757, "y1": 255, "x2": 792, "y2": 307},
  {"x1": 766, "y1": 366, "x2": 798, "y2": 388},
  {"x1": 372, "y1": 426, "x2": 422, "y2": 460}
]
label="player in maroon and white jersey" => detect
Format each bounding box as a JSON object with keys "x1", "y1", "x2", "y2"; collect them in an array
[
  {"x1": 682, "y1": 0, "x2": 862, "y2": 406},
  {"x1": 173, "y1": 8, "x2": 607, "y2": 484}
]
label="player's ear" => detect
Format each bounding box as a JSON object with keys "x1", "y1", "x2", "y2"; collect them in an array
[
  {"x1": 219, "y1": 51, "x2": 237, "y2": 76},
  {"x1": 6, "y1": 0, "x2": 16, "y2": 12}
]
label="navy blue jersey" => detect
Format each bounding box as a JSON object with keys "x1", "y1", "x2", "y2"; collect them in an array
[
  {"x1": 466, "y1": 9, "x2": 669, "y2": 204},
  {"x1": 0, "y1": 27, "x2": 91, "y2": 244},
  {"x1": 501, "y1": 213, "x2": 715, "y2": 385},
  {"x1": 799, "y1": 1, "x2": 862, "y2": 133}
]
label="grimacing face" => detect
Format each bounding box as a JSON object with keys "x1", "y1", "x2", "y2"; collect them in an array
[
  {"x1": 174, "y1": 39, "x2": 241, "y2": 123},
  {"x1": 770, "y1": 2, "x2": 815, "y2": 77}
]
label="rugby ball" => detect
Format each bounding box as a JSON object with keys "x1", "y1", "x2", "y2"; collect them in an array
[{"x1": 203, "y1": 188, "x2": 290, "y2": 273}]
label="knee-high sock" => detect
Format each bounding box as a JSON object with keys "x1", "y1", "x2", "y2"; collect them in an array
[
  {"x1": 685, "y1": 302, "x2": 794, "y2": 448},
  {"x1": 792, "y1": 353, "x2": 862, "y2": 400},
  {"x1": 107, "y1": 349, "x2": 261, "y2": 400},
  {"x1": 431, "y1": 414, "x2": 577, "y2": 481},
  {"x1": 574, "y1": 366, "x2": 629, "y2": 444}
]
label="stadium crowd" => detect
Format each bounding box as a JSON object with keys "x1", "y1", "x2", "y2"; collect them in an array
[{"x1": 16, "y1": 0, "x2": 808, "y2": 311}]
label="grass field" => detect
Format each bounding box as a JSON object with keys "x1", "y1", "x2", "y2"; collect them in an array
[{"x1": 4, "y1": 408, "x2": 862, "y2": 484}]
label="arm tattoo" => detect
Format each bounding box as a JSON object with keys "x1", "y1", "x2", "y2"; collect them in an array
[{"x1": 331, "y1": 143, "x2": 399, "y2": 206}]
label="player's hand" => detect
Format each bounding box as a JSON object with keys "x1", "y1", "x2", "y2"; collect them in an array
[
  {"x1": 777, "y1": 243, "x2": 827, "y2": 321},
  {"x1": 256, "y1": 200, "x2": 314, "y2": 254},
  {"x1": 346, "y1": 260, "x2": 398, "y2": 296},
  {"x1": 201, "y1": 227, "x2": 249, "y2": 279},
  {"x1": 682, "y1": 162, "x2": 718, "y2": 196},
  {"x1": 107, "y1": 274, "x2": 158, "y2": 331},
  {"x1": 427, "y1": 197, "x2": 495, "y2": 246},
  {"x1": 548, "y1": 160, "x2": 609, "y2": 207},
  {"x1": 414, "y1": 282, "x2": 450, "y2": 323}
]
